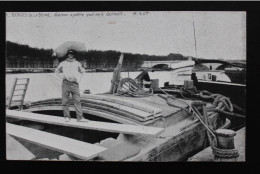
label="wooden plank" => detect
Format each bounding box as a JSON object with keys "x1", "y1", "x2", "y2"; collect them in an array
[
  {"x1": 82, "y1": 94, "x2": 162, "y2": 114},
  {"x1": 29, "y1": 95, "x2": 163, "y2": 115},
  {"x1": 6, "y1": 110, "x2": 164, "y2": 136},
  {"x1": 80, "y1": 101, "x2": 162, "y2": 120},
  {"x1": 6, "y1": 134, "x2": 35, "y2": 160},
  {"x1": 84, "y1": 99, "x2": 153, "y2": 118},
  {"x1": 6, "y1": 123, "x2": 106, "y2": 160},
  {"x1": 26, "y1": 106, "x2": 161, "y2": 125},
  {"x1": 29, "y1": 101, "x2": 162, "y2": 121},
  {"x1": 26, "y1": 106, "x2": 139, "y2": 125}
]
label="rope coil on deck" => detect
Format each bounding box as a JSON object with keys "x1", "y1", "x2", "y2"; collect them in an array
[
  {"x1": 177, "y1": 87, "x2": 245, "y2": 119},
  {"x1": 211, "y1": 146, "x2": 239, "y2": 159},
  {"x1": 114, "y1": 78, "x2": 153, "y2": 97}
]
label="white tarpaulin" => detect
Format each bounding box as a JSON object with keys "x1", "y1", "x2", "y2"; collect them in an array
[{"x1": 53, "y1": 41, "x2": 86, "y2": 57}]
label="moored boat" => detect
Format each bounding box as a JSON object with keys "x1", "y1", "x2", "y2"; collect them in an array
[
  {"x1": 6, "y1": 55, "x2": 239, "y2": 161},
  {"x1": 6, "y1": 92, "x2": 230, "y2": 161}
]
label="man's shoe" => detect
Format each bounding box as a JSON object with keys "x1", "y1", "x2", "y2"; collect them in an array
[
  {"x1": 65, "y1": 117, "x2": 71, "y2": 122},
  {"x1": 77, "y1": 118, "x2": 89, "y2": 122}
]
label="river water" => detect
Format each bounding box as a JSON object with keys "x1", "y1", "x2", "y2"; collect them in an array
[{"x1": 5, "y1": 71, "x2": 171, "y2": 102}]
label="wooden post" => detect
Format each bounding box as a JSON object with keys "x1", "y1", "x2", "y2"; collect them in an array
[{"x1": 109, "y1": 54, "x2": 124, "y2": 94}]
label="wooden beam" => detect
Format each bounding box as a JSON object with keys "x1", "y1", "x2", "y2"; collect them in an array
[
  {"x1": 84, "y1": 99, "x2": 153, "y2": 118},
  {"x1": 26, "y1": 106, "x2": 161, "y2": 125},
  {"x1": 26, "y1": 106, "x2": 139, "y2": 125},
  {"x1": 110, "y1": 54, "x2": 124, "y2": 93},
  {"x1": 6, "y1": 123, "x2": 106, "y2": 160},
  {"x1": 82, "y1": 94, "x2": 162, "y2": 114},
  {"x1": 6, "y1": 110, "x2": 164, "y2": 136},
  {"x1": 6, "y1": 134, "x2": 35, "y2": 160}
]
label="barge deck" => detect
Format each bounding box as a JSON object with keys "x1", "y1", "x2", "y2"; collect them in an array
[{"x1": 6, "y1": 93, "x2": 230, "y2": 161}]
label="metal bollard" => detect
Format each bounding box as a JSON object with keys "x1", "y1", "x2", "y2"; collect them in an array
[
  {"x1": 214, "y1": 129, "x2": 239, "y2": 161},
  {"x1": 215, "y1": 129, "x2": 236, "y2": 149}
]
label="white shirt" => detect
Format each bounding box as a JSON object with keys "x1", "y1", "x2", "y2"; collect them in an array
[{"x1": 55, "y1": 58, "x2": 85, "y2": 83}]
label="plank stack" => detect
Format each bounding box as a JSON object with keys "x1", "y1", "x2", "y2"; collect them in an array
[{"x1": 28, "y1": 94, "x2": 163, "y2": 124}]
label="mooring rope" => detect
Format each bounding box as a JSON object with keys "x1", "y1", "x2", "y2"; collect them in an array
[
  {"x1": 194, "y1": 101, "x2": 240, "y2": 159},
  {"x1": 159, "y1": 90, "x2": 240, "y2": 159},
  {"x1": 174, "y1": 86, "x2": 246, "y2": 120},
  {"x1": 198, "y1": 90, "x2": 245, "y2": 119},
  {"x1": 158, "y1": 87, "x2": 192, "y2": 110},
  {"x1": 179, "y1": 86, "x2": 199, "y2": 100},
  {"x1": 190, "y1": 101, "x2": 217, "y2": 140},
  {"x1": 157, "y1": 94, "x2": 191, "y2": 114}
]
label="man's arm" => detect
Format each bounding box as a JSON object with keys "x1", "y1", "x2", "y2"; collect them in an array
[
  {"x1": 55, "y1": 62, "x2": 65, "y2": 80},
  {"x1": 78, "y1": 62, "x2": 85, "y2": 82}
]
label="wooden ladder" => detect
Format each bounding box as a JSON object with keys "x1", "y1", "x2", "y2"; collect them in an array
[{"x1": 7, "y1": 78, "x2": 30, "y2": 110}]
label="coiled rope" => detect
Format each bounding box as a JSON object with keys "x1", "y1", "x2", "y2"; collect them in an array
[
  {"x1": 176, "y1": 86, "x2": 245, "y2": 119},
  {"x1": 211, "y1": 146, "x2": 239, "y2": 159},
  {"x1": 198, "y1": 90, "x2": 245, "y2": 119},
  {"x1": 114, "y1": 78, "x2": 153, "y2": 97}
]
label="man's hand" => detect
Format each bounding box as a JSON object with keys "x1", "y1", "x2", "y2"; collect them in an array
[
  {"x1": 79, "y1": 72, "x2": 84, "y2": 83},
  {"x1": 55, "y1": 69, "x2": 65, "y2": 80}
]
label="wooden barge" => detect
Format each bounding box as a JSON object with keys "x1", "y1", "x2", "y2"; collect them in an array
[{"x1": 6, "y1": 93, "x2": 230, "y2": 161}]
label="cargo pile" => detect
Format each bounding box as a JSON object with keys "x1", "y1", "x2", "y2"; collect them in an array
[{"x1": 29, "y1": 94, "x2": 163, "y2": 124}]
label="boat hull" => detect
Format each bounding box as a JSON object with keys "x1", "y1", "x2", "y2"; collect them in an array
[
  {"x1": 122, "y1": 112, "x2": 229, "y2": 161},
  {"x1": 7, "y1": 94, "x2": 229, "y2": 161}
]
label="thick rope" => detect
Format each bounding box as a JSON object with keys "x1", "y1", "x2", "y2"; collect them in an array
[
  {"x1": 195, "y1": 102, "x2": 240, "y2": 159},
  {"x1": 211, "y1": 146, "x2": 239, "y2": 159},
  {"x1": 190, "y1": 101, "x2": 217, "y2": 139},
  {"x1": 157, "y1": 94, "x2": 191, "y2": 114},
  {"x1": 179, "y1": 86, "x2": 199, "y2": 100},
  {"x1": 177, "y1": 87, "x2": 245, "y2": 120},
  {"x1": 199, "y1": 90, "x2": 245, "y2": 119}
]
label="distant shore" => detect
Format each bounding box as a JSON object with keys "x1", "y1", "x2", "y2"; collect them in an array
[{"x1": 5, "y1": 67, "x2": 173, "y2": 74}]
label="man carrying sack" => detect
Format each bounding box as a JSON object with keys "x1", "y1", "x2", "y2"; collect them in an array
[{"x1": 55, "y1": 50, "x2": 88, "y2": 122}]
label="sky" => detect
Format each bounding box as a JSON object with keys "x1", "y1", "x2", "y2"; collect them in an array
[{"x1": 6, "y1": 11, "x2": 246, "y2": 60}]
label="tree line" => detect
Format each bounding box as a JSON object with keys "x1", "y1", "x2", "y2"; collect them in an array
[{"x1": 6, "y1": 41, "x2": 189, "y2": 68}]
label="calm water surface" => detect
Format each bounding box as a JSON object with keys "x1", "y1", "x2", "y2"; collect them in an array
[{"x1": 5, "y1": 71, "x2": 171, "y2": 102}]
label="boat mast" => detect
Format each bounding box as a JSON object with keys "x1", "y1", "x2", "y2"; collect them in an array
[{"x1": 193, "y1": 16, "x2": 198, "y2": 58}]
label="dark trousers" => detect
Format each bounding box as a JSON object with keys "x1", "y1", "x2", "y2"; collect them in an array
[{"x1": 62, "y1": 79, "x2": 84, "y2": 120}]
